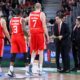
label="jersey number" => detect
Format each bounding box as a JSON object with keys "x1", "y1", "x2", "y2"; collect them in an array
[
  {"x1": 33, "y1": 20, "x2": 37, "y2": 28},
  {"x1": 13, "y1": 26, "x2": 17, "y2": 33}
]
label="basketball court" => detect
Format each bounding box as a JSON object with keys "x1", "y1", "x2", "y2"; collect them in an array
[{"x1": 0, "y1": 68, "x2": 80, "y2": 80}]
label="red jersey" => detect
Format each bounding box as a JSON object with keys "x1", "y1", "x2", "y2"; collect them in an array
[
  {"x1": 10, "y1": 17, "x2": 24, "y2": 36},
  {"x1": 0, "y1": 18, "x2": 5, "y2": 38},
  {"x1": 10, "y1": 17, "x2": 28, "y2": 53},
  {"x1": 29, "y1": 11, "x2": 44, "y2": 34}
]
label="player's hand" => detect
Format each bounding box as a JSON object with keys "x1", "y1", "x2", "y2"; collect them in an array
[
  {"x1": 50, "y1": 35, "x2": 58, "y2": 39},
  {"x1": 58, "y1": 35, "x2": 63, "y2": 40},
  {"x1": 46, "y1": 35, "x2": 50, "y2": 44},
  {"x1": 50, "y1": 35, "x2": 53, "y2": 39}
]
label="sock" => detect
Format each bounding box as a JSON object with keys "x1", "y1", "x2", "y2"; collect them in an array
[
  {"x1": 31, "y1": 53, "x2": 36, "y2": 65},
  {"x1": 10, "y1": 65, "x2": 14, "y2": 72},
  {"x1": 31, "y1": 57, "x2": 34, "y2": 65},
  {"x1": 25, "y1": 66, "x2": 29, "y2": 72},
  {"x1": 40, "y1": 64, "x2": 42, "y2": 72},
  {"x1": 0, "y1": 67, "x2": 2, "y2": 72}
]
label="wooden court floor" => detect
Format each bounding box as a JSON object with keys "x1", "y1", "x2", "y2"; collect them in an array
[{"x1": 0, "y1": 68, "x2": 80, "y2": 80}]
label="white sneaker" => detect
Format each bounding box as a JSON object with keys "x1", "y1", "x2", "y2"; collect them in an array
[
  {"x1": 7, "y1": 70, "x2": 15, "y2": 77},
  {"x1": 25, "y1": 72, "x2": 30, "y2": 76},
  {"x1": 38, "y1": 68, "x2": 43, "y2": 76}
]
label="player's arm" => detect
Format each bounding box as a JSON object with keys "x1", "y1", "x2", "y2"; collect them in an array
[
  {"x1": 22, "y1": 18, "x2": 28, "y2": 37},
  {"x1": 9, "y1": 20, "x2": 12, "y2": 35},
  {"x1": 40, "y1": 12, "x2": 49, "y2": 42},
  {"x1": 1, "y1": 18, "x2": 10, "y2": 42},
  {"x1": 24, "y1": 17, "x2": 29, "y2": 22}
]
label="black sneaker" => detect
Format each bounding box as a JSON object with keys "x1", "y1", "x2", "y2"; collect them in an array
[
  {"x1": 70, "y1": 68, "x2": 77, "y2": 72},
  {"x1": 8, "y1": 71, "x2": 15, "y2": 77},
  {"x1": 59, "y1": 69, "x2": 70, "y2": 73},
  {"x1": 38, "y1": 71, "x2": 42, "y2": 76},
  {"x1": 57, "y1": 68, "x2": 62, "y2": 72}
]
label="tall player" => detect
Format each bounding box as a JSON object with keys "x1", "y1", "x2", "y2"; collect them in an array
[
  {"x1": 8, "y1": 8, "x2": 29, "y2": 77},
  {"x1": 0, "y1": 8, "x2": 10, "y2": 74},
  {"x1": 28, "y1": 3, "x2": 49, "y2": 74}
]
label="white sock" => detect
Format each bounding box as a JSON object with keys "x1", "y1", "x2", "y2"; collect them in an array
[
  {"x1": 31, "y1": 53, "x2": 36, "y2": 65},
  {"x1": 25, "y1": 66, "x2": 30, "y2": 75},
  {"x1": 25, "y1": 66, "x2": 29, "y2": 72},
  {"x1": 10, "y1": 65, "x2": 14, "y2": 72},
  {"x1": 31, "y1": 57, "x2": 34, "y2": 65},
  {"x1": 0, "y1": 67, "x2": 2, "y2": 72},
  {"x1": 40, "y1": 64, "x2": 42, "y2": 72}
]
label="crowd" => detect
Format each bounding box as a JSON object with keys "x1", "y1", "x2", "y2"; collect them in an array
[{"x1": 0, "y1": 0, "x2": 43, "y2": 44}]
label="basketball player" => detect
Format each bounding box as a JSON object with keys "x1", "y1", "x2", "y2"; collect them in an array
[
  {"x1": 0, "y1": 8, "x2": 10, "y2": 74},
  {"x1": 8, "y1": 8, "x2": 29, "y2": 77},
  {"x1": 28, "y1": 3, "x2": 49, "y2": 75}
]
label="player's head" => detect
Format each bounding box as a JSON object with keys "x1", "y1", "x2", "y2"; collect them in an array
[
  {"x1": 13, "y1": 8, "x2": 21, "y2": 16},
  {"x1": 35, "y1": 3, "x2": 41, "y2": 10}
]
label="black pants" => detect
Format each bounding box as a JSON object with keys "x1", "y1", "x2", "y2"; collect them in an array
[
  {"x1": 72, "y1": 43, "x2": 78, "y2": 68},
  {"x1": 56, "y1": 43, "x2": 61, "y2": 69},
  {"x1": 56, "y1": 42, "x2": 70, "y2": 70},
  {"x1": 77, "y1": 47, "x2": 80, "y2": 67},
  {"x1": 61, "y1": 45, "x2": 70, "y2": 70}
]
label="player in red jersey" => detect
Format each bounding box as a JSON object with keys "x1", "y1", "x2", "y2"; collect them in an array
[
  {"x1": 28, "y1": 3, "x2": 49, "y2": 75},
  {"x1": 8, "y1": 8, "x2": 29, "y2": 77},
  {"x1": 0, "y1": 8, "x2": 10, "y2": 74}
]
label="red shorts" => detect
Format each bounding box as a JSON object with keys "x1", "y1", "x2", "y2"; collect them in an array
[
  {"x1": 11, "y1": 35, "x2": 28, "y2": 53},
  {"x1": 30, "y1": 33, "x2": 46, "y2": 52},
  {"x1": 0, "y1": 38, "x2": 4, "y2": 57}
]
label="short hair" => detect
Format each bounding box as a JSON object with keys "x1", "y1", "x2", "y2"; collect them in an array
[
  {"x1": 35, "y1": 3, "x2": 41, "y2": 9},
  {"x1": 56, "y1": 11, "x2": 65, "y2": 19},
  {"x1": 13, "y1": 8, "x2": 21, "y2": 15},
  {"x1": 76, "y1": 16, "x2": 80, "y2": 22},
  {"x1": 49, "y1": 19, "x2": 55, "y2": 24}
]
